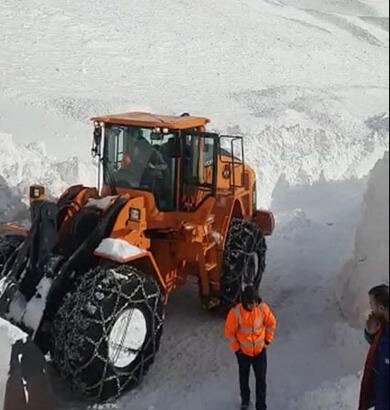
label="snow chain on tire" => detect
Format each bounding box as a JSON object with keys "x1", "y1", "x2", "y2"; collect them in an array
[
  {"x1": 221, "y1": 218, "x2": 266, "y2": 308},
  {"x1": 50, "y1": 264, "x2": 165, "y2": 402}
]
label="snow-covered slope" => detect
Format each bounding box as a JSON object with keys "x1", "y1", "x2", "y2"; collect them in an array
[
  {"x1": 1, "y1": 0, "x2": 388, "y2": 101},
  {"x1": 1, "y1": 0, "x2": 389, "y2": 206}
]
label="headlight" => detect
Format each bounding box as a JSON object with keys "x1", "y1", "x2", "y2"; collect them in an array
[
  {"x1": 29, "y1": 185, "x2": 45, "y2": 200},
  {"x1": 129, "y1": 208, "x2": 141, "y2": 221}
]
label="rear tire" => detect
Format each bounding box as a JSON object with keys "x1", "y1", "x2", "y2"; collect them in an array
[
  {"x1": 50, "y1": 265, "x2": 165, "y2": 401},
  {"x1": 0, "y1": 234, "x2": 25, "y2": 274},
  {"x1": 221, "y1": 218, "x2": 266, "y2": 308}
]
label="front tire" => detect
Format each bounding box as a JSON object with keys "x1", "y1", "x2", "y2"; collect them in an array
[
  {"x1": 221, "y1": 218, "x2": 266, "y2": 308},
  {"x1": 50, "y1": 265, "x2": 165, "y2": 401}
]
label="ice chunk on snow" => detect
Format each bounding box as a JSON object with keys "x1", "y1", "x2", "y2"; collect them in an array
[{"x1": 95, "y1": 238, "x2": 147, "y2": 263}]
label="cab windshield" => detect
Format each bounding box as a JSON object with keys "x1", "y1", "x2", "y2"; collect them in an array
[{"x1": 103, "y1": 125, "x2": 178, "y2": 211}]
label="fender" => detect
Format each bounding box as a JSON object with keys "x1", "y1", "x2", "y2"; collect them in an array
[
  {"x1": 252, "y1": 209, "x2": 275, "y2": 236},
  {"x1": 94, "y1": 238, "x2": 167, "y2": 295}
]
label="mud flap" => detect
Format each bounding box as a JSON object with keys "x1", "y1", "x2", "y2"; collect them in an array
[{"x1": 0, "y1": 321, "x2": 54, "y2": 410}]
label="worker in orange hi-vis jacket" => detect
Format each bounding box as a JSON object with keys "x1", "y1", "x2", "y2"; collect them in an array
[{"x1": 225, "y1": 285, "x2": 277, "y2": 410}]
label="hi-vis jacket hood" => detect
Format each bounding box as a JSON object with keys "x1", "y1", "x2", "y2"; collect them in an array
[{"x1": 225, "y1": 302, "x2": 277, "y2": 357}]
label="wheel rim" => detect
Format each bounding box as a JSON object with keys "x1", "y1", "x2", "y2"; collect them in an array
[{"x1": 108, "y1": 308, "x2": 147, "y2": 368}]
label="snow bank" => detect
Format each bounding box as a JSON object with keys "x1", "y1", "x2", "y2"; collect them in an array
[
  {"x1": 0, "y1": 174, "x2": 28, "y2": 223},
  {"x1": 336, "y1": 151, "x2": 389, "y2": 327},
  {"x1": 0, "y1": 132, "x2": 95, "y2": 222},
  {"x1": 293, "y1": 372, "x2": 361, "y2": 410},
  {"x1": 234, "y1": 88, "x2": 389, "y2": 207},
  {"x1": 248, "y1": 122, "x2": 388, "y2": 206}
]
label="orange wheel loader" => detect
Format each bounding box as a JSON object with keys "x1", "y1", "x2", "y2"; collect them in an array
[{"x1": 0, "y1": 112, "x2": 274, "y2": 403}]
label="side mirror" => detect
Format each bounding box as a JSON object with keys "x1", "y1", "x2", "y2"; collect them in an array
[{"x1": 92, "y1": 125, "x2": 102, "y2": 157}]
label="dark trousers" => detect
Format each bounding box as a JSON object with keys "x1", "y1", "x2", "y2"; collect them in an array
[{"x1": 236, "y1": 349, "x2": 267, "y2": 410}]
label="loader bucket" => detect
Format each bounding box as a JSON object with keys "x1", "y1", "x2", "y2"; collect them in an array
[{"x1": 0, "y1": 319, "x2": 54, "y2": 410}]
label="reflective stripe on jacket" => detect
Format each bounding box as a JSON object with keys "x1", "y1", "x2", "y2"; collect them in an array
[{"x1": 225, "y1": 302, "x2": 277, "y2": 357}]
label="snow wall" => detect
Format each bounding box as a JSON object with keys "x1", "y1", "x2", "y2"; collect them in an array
[
  {"x1": 336, "y1": 151, "x2": 389, "y2": 327},
  {"x1": 0, "y1": 132, "x2": 95, "y2": 223}
]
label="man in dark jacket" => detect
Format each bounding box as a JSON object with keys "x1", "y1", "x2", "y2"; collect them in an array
[{"x1": 359, "y1": 284, "x2": 389, "y2": 410}]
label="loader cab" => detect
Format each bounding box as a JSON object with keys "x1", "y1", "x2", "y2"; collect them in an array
[
  {"x1": 91, "y1": 112, "x2": 219, "y2": 212},
  {"x1": 102, "y1": 124, "x2": 179, "y2": 211}
]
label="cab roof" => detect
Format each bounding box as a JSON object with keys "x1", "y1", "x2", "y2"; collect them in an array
[{"x1": 91, "y1": 112, "x2": 210, "y2": 130}]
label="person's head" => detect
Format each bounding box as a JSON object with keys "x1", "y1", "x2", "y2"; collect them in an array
[
  {"x1": 121, "y1": 153, "x2": 132, "y2": 168},
  {"x1": 369, "y1": 284, "x2": 389, "y2": 322},
  {"x1": 241, "y1": 285, "x2": 259, "y2": 311}
]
